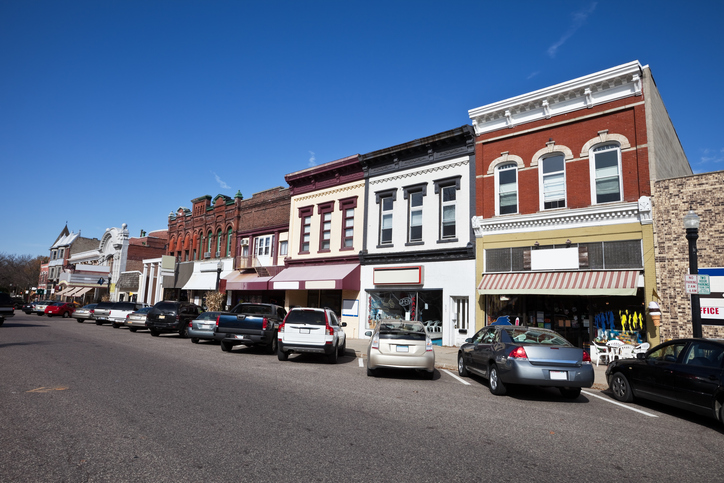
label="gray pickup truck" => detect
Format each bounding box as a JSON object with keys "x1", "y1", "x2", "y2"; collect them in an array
[
  {"x1": 215, "y1": 303, "x2": 287, "y2": 353},
  {"x1": 0, "y1": 292, "x2": 15, "y2": 325}
]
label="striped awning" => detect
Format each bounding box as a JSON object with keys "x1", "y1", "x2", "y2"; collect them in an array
[{"x1": 477, "y1": 270, "x2": 640, "y2": 296}]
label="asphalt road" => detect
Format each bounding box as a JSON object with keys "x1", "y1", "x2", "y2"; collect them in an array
[{"x1": 2, "y1": 312, "x2": 724, "y2": 482}]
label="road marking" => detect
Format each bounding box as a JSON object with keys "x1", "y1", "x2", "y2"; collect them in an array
[
  {"x1": 358, "y1": 357, "x2": 364, "y2": 367},
  {"x1": 581, "y1": 390, "x2": 658, "y2": 417},
  {"x1": 442, "y1": 369, "x2": 471, "y2": 385},
  {"x1": 27, "y1": 386, "x2": 69, "y2": 393}
]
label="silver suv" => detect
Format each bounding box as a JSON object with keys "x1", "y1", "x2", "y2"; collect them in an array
[{"x1": 277, "y1": 307, "x2": 347, "y2": 364}]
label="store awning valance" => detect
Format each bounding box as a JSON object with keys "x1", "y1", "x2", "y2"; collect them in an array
[
  {"x1": 224, "y1": 271, "x2": 273, "y2": 291},
  {"x1": 270, "y1": 263, "x2": 360, "y2": 291},
  {"x1": 477, "y1": 270, "x2": 640, "y2": 296}
]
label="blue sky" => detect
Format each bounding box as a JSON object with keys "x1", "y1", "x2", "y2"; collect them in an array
[{"x1": 2, "y1": 1, "x2": 723, "y2": 257}]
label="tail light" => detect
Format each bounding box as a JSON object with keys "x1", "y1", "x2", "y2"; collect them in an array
[
  {"x1": 90, "y1": 309, "x2": 95, "y2": 314},
  {"x1": 262, "y1": 317, "x2": 268, "y2": 330},
  {"x1": 582, "y1": 350, "x2": 591, "y2": 364},
  {"x1": 188, "y1": 321, "x2": 192, "y2": 327},
  {"x1": 126, "y1": 314, "x2": 130, "y2": 320},
  {"x1": 426, "y1": 336, "x2": 433, "y2": 352},
  {"x1": 508, "y1": 346, "x2": 528, "y2": 359},
  {"x1": 371, "y1": 333, "x2": 380, "y2": 350},
  {"x1": 216, "y1": 316, "x2": 221, "y2": 328}
]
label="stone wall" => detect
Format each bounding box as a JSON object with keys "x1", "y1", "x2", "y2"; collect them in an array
[{"x1": 652, "y1": 170, "x2": 724, "y2": 339}]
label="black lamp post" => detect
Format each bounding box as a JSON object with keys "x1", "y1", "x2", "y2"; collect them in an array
[
  {"x1": 684, "y1": 210, "x2": 702, "y2": 338},
  {"x1": 215, "y1": 260, "x2": 223, "y2": 291}
]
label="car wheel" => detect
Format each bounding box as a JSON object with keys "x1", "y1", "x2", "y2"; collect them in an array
[
  {"x1": 220, "y1": 341, "x2": 232, "y2": 352},
  {"x1": 112, "y1": 322, "x2": 120, "y2": 329},
  {"x1": 62, "y1": 311, "x2": 70, "y2": 318},
  {"x1": 267, "y1": 335, "x2": 278, "y2": 355},
  {"x1": 367, "y1": 366, "x2": 376, "y2": 377},
  {"x1": 337, "y1": 338, "x2": 346, "y2": 357},
  {"x1": 47, "y1": 314, "x2": 52, "y2": 317},
  {"x1": 610, "y1": 372, "x2": 634, "y2": 402},
  {"x1": 178, "y1": 326, "x2": 188, "y2": 338},
  {"x1": 488, "y1": 364, "x2": 507, "y2": 396},
  {"x1": 150, "y1": 329, "x2": 159, "y2": 337},
  {"x1": 559, "y1": 387, "x2": 582, "y2": 399},
  {"x1": 77, "y1": 319, "x2": 84, "y2": 323},
  {"x1": 95, "y1": 320, "x2": 103, "y2": 325},
  {"x1": 277, "y1": 347, "x2": 288, "y2": 361},
  {"x1": 458, "y1": 353, "x2": 469, "y2": 377},
  {"x1": 191, "y1": 337, "x2": 200, "y2": 344},
  {"x1": 327, "y1": 345, "x2": 339, "y2": 364},
  {"x1": 129, "y1": 328, "x2": 137, "y2": 333}
]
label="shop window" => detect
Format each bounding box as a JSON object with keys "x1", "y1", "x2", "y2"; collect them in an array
[
  {"x1": 376, "y1": 189, "x2": 396, "y2": 246},
  {"x1": 496, "y1": 163, "x2": 518, "y2": 215},
  {"x1": 603, "y1": 240, "x2": 643, "y2": 269},
  {"x1": 590, "y1": 143, "x2": 622, "y2": 204},
  {"x1": 539, "y1": 154, "x2": 566, "y2": 209}
]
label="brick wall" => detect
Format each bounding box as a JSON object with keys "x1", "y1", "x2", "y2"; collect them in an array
[
  {"x1": 652, "y1": 170, "x2": 724, "y2": 339},
  {"x1": 238, "y1": 187, "x2": 291, "y2": 233}
]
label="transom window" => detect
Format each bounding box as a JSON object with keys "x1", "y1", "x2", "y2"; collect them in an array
[
  {"x1": 496, "y1": 163, "x2": 518, "y2": 215},
  {"x1": 540, "y1": 154, "x2": 566, "y2": 209},
  {"x1": 592, "y1": 144, "x2": 622, "y2": 204}
]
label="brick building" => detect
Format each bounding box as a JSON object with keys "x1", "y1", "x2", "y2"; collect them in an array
[{"x1": 469, "y1": 61, "x2": 692, "y2": 348}]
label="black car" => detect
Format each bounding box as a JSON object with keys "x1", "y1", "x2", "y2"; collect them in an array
[
  {"x1": 145, "y1": 301, "x2": 202, "y2": 338},
  {"x1": 21, "y1": 302, "x2": 36, "y2": 314},
  {"x1": 607, "y1": 338, "x2": 724, "y2": 423},
  {"x1": 0, "y1": 292, "x2": 15, "y2": 325}
]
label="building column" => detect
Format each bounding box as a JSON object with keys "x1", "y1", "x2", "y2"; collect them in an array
[
  {"x1": 148, "y1": 263, "x2": 157, "y2": 305},
  {"x1": 139, "y1": 263, "x2": 149, "y2": 304}
]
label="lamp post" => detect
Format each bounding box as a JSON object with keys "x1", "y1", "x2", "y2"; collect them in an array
[
  {"x1": 215, "y1": 259, "x2": 223, "y2": 292},
  {"x1": 684, "y1": 210, "x2": 702, "y2": 338}
]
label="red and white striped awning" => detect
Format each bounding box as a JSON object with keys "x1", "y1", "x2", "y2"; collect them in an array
[{"x1": 477, "y1": 270, "x2": 640, "y2": 296}]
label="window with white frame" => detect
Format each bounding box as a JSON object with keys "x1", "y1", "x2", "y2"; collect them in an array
[
  {"x1": 279, "y1": 240, "x2": 288, "y2": 256},
  {"x1": 376, "y1": 190, "x2": 396, "y2": 246},
  {"x1": 540, "y1": 154, "x2": 566, "y2": 209},
  {"x1": 452, "y1": 296, "x2": 469, "y2": 330},
  {"x1": 496, "y1": 163, "x2": 518, "y2": 215},
  {"x1": 339, "y1": 196, "x2": 357, "y2": 250},
  {"x1": 403, "y1": 183, "x2": 426, "y2": 243},
  {"x1": 434, "y1": 176, "x2": 461, "y2": 240},
  {"x1": 591, "y1": 143, "x2": 622, "y2": 204}
]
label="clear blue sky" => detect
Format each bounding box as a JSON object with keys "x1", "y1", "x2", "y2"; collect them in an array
[{"x1": 2, "y1": 1, "x2": 722, "y2": 257}]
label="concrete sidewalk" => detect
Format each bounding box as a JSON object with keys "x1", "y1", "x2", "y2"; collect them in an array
[{"x1": 345, "y1": 338, "x2": 609, "y2": 390}]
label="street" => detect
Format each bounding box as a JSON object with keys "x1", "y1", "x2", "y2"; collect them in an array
[{"x1": 1, "y1": 313, "x2": 723, "y2": 482}]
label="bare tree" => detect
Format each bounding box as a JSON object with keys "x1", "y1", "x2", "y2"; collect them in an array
[{"x1": 0, "y1": 253, "x2": 47, "y2": 298}]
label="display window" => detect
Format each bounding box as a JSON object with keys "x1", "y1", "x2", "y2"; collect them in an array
[{"x1": 367, "y1": 290, "x2": 443, "y2": 343}]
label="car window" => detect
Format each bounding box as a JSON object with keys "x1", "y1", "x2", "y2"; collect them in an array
[
  {"x1": 378, "y1": 321, "x2": 427, "y2": 341},
  {"x1": 277, "y1": 308, "x2": 286, "y2": 319},
  {"x1": 470, "y1": 329, "x2": 487, "y2": 343},
  {"x1": 502, "y1": 327, "x2": 571, "y2": 346},
  {"x1": 481, "y1": 329, "x2": 497, "y2": 343},
  {"x1": 647, "y1": 342, "x2": 687, "y2": 363},
  {"x1": 286, "y1": 310, "x2": 326, "y2": 325},
  {"x1": 683, "y1": 342, "x2": 724, "y2": 367},
  {"x1": 154, "y1": 302, "x2": 177, "y2": 312}
]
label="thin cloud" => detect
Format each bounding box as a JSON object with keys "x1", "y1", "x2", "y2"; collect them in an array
[
  {"x1": 527, "y1": 71, "x2": 540, "y2": 80},
  {"x1": 212, "y1": 171, "x2": 231, "y2": 189},
  {"x1": 547, "y1": 2, "x2": 597, "y2": 58},
  {"x1": 308, "y1": 151, "x2": 316, "y2": 167},
  {"x1": 700, "y1": 148, "x2": 724, "y2": 165}
]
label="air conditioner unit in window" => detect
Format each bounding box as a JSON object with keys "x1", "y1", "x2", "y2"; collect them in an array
[
  {"x1": 215, "y1": 251, "x2": 221, "y2": 257},
  {"x1": 241, "y1": 239, "x2": 249, "y2": 246},
  {"x1": 204, "y1": 252, "x2": 211, "y2": 259}
]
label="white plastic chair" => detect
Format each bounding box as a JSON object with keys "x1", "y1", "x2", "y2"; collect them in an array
[
  {"x1": 606, "y1": 339, "x2": 626, "y2": 362},
  {"x1": 633, "y1": 342, "x2": 650, "y2": 355},
  {"x1": 590, "y1": 343, "x2": 610, "y2": 366},
  {"x1": 617, "y1": 344, "x2": 636, "y2": 360}
]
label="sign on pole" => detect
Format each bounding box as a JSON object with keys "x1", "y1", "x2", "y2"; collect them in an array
[{"x1": 685, "y1": 274, "x2": 711, "y2": 295}]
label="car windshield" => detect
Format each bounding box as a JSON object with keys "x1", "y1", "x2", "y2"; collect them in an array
[
  {"x1": 114, "y1": 302, "x2": 138, "y2": 311},
  {"x1": 502, "y1": 327, "x2": 572, "y2": 346},
  {"x1": 378, "y1": 321, "x2": 427, "y2": 341},
  {"x1": 50, "y1": 302, "x2": 64, "y2": 306},
  {"x1": 153, "y1": 302, "x2": 178, "y2": 312},
  {"x1": 232, "y1": 304, "x2": 272, "y2": 315},
  {"x1": 82, "y1": 304, "x2": 97, "y2": 309},
  {"x1": 286, "y1": 310, "x2": 326, "y2": 325},
  {"x1": 134, "y1": 307, "x2": 152, "y2": 314}
]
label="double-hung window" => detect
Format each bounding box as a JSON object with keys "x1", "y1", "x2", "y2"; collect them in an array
[
  {"x1": 496, "y1": 163, "x2": 518, "y2": 215},
  {"x1": 434, "y1": 176, "x2": 461, "y2": 241},
  {"x1": 591, "y1": 143, "x2": 622, "y2": 203},
  {"x1": 376, "y1": 189, "x2": 396, "y2": 246},
  {"x1": 404, "y1": 183, "x2": 427, "y2": 244},
  {"x1": 339, "y1": 196, "x2": 357, "y2": 250},
  {"x1": 226, "y1": 228, "x2": 232, "y2": 256},
  {"x1": 207, "y1": 232, "x2": 213, "y2": 253},
  {"x1": 540, "y1": 154, "x2": 566, "y2": 209},
  {"x1": 318, "y1": 202, "x2": 334, "y2": 252},
  {"x1": 298, "y1": 206, "x2": 313, "y2": 253}
]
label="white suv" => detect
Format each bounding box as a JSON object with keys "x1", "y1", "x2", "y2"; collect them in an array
[{"x1": 277, "y1": 307, "x2": 347, "y2": 364}]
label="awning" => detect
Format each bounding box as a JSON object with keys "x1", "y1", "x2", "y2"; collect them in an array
[
  {"x1": 65, "y1": 287, "x2": 81, "y2": 296},
  {"x1": 224, "y1": 271, "x2": 273, "y2": 291},
  {"x1": 74, "y1": 287, "x2": 92, "y2": 296},
  {"x1": 270, "y1": 263, "x2": 360, "y2": 291},
  {"x1": 56, "y1": 287, "x2": 73, "y2": 296},
  {"x1": 183, "y1": 272, "x2": 223, "y2": 291},
  {"x1": 477, "y1": 270, "x2": 640, "y2": 296}
]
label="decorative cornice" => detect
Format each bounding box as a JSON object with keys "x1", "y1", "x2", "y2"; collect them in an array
[
  {"x1": 471, "y1": 198, "x2": 652, "y2": 237},
  {"x1": 292, "y1": 181, "x2": 365, "y2": 203},
  {"x1": 359, "y1": 244, "x2": 475, "y2": 265},
  {"x1": 469, "y1": 61, "x2": 643, "y2": 136},
  {"x1": 370, "y1": 160, "x2": 469, "y2": 186}
]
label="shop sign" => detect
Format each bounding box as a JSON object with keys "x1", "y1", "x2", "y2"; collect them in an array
[{"x1": 699, "y1": 268, "x2": 724, "y2": 321}]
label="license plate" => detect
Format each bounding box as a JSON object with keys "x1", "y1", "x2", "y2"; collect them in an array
[
  {"x1": 235, "y1": 335, "x2": 246, "y2": 340},
  {"x1": 396, "y1": 345, "x2": 409, "y2": 353},
  {"x1": 159, "y1": 315, "x2": 165, "y2": 319},
  {"x1": 300, "y1": 328, "x2": 310, "y2": 334},
  {"x1": 550, "y1": 371, "x2": 568, "y2": 381},
  {"x1": 200, "y1": 324, "x2": 212, "y2": 330}
]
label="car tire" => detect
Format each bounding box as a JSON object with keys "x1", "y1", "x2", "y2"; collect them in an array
[
  {"x1": 610, "y1": 372, "x2": 634, "y2": 402},
  {"x1": 559, "y1": 387, "x2": 582, "y2": 399},
  {"x1": 112, "y1": 322, "x2": 120, "y2": 329},
  {"x1": 47, "y1": 314, "x2": 52, "y2": 317},
  {"x1": 178, "y1": 326, "x2": 188, "y2": 338},
  {"x1": 77, "y1": 319, "x2": 84, "y2": 323},
  {"x1": 267, "y1": 335, "x2": 278, "y2": 355},
  {"x1": 191, "y1": 337, "x2": 200, "y2": 344},
  {"x1": 488, "y1": 364, "x2": 507, "y2": 396},
  {"x1": 95, "y1": 320, "x2": 103, "y2": 325},
  {"x1": 277, "y1": 347, "x2": 288, "y2": 361},
  {"x1": 150, "y1": 329, "x2": 159, "y2": 337},
  {"x1": 367, "y1": 366, "x2": 376, "y2": 377},
  {"x1": 458, "y1": 353, "x2": 469, "y2": 377},
  {"x1": 220, "y1": 341, "x2": 232, "y2": 352},
  {"x1": 337, "y1": 338, "x2": 346, "y2": 357},
  {"x1": 129, "y1": 328, "x2": 137, "y2": 333},
  {"x1": 62, "y1": 312, "x2": 70, "y2": 318},
  {"x1": 327, "y1": 345, "x2": 339, "y2": 364}
]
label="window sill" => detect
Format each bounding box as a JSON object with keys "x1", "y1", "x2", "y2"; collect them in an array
[
  {"x1": 437, "y1": 238, "x2": 458, "y2": 244},
  {"x1": 298, "y1": 251, "x2": 310, "y2": 255},
  {"x1": 376, "y1": 244, "x2": 395, "y2": 249},
  {"x1": 405, "y1": 241, "x2": 424, "y2": 247},
  {"x1": 318, "y1": 249, "x2": 331, "y2": 254},
  {"x1": 339, "y1": 246, "x2": 355, "y2": 251}
]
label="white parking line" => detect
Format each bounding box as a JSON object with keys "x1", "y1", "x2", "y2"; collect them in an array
[
  {"x1": 581, "y1": 390, "x2": 658, "y2": 417},
  {"x1": 358, "y1": 357, "x2": 364, "y2": 367},
  {"x1": 442, "y1": 369, "x2": 471, "y2": 385}
]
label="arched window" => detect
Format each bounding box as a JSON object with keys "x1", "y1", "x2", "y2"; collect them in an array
[
  {"x1": 496, "y1": 163, "x2": 518, "y2": 215},
  {"x1": 207, "y1": 231, "x2": 213, "y2": 253},
  {"x1": 539, "y1": 154, "x2": 566, "y2": 209},
  {"x1": 226, "y1": 228, "x2": 233, "y2": 257},
  {"x1": 216, "y1": 229, "x2": 222, "y2": 255},
  {"x1": 590, "y1": 143, "x2": 622, "y2": 204}
]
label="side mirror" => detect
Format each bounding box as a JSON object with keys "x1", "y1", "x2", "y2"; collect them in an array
[
  {"x1": 464, "y1": 338, "x2": 472, "y2": 343},
  {"x1": 636, "y1": 353, "x2": 646, "y2": 360},
  {"x1": 341, "y1": 322, "x2": 347, "y2": 327},
  {"x1": 364, "y1": 330, "x2": 373, "y2": 337}
]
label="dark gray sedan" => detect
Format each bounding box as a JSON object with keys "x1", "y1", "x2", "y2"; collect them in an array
[
  {"x1": 189, "y1": 311, "x2": 224, "y2": 344},
  {"x1": 457, "y1": 325, "x2": 594, "y2": 399}
]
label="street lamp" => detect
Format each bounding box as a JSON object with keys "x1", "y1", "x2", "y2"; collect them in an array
[
  {"x1": 684, "y1": 210, "x2": 702, "y2": 338},
  {"x1": 215, "y1": 259, "x2": 223, "y2": 291}
]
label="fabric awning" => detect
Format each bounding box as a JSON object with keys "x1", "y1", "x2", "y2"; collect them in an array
[
  {"x1": 74, "y1": 287, "x2": 92, "y2": 296},
  {"x1": 65, "y1": 287, "x2": 81, "y2": 296},
  {"x1": 270, "y1": 263, "x2": 360, "y2": 291},
  {"x1": 56, "y1": 287, "x2": 72, "y2": 296},
  {"x1": 224, "y1": 271, "x2": 273, "y2": 291},
  {"x1": 183, "y1": 272, "x2": 224, "y2": 291},
  {"x1": 477, "y1": 270, "x2": 640, "y2": 296}
]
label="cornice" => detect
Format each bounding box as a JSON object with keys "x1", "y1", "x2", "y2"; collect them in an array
[
  {"x1": 292, "y1": 181, "x2": 365, "y2": 204},
  {"x1": 369, "y1": 159, "x2": 469, "y2": 186},
  {"x1": 359, "y1": 244, "x2": 475, "y2": 265}
]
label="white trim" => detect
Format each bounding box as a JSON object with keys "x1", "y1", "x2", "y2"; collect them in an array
[
  {"x1": 538, "y1": 153, "x2": 567, "y2": 211},
  {"x1": 589, "y1": 142, "x2": 624, "y2": 205},
  {"x1": 487, "y1": 152, "x2": 525, "y2": 175},
  {"x1": 494, "y1": 163, "x2": 519, "y2": 216}
]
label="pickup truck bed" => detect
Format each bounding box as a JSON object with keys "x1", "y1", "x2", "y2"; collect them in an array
[{"x1": 215, "y1": 303, "x2": 287, "y2": 353}]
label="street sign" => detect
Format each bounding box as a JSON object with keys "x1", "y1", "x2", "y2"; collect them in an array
[{"x1": 685, "y1": 274, "x2": 710, "y2": 294}]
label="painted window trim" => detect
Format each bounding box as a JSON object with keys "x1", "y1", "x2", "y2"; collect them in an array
[
  {"x1": 435, "y1": 176, "x2": 461, "y2": 241},
  {"x1": 376, "y1": 189, "x2": 396, "y2": 246},
  {"x1": 538, "y1": 153, "x2": 567, "y2": 211},
  {"x1": 588, "y1": 142, "x2": 624, "y2": 205},
  {"x1": 495, "y1": 163, "x2": 519, "y2": 216}
]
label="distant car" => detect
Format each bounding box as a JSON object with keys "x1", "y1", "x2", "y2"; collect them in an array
[
  {"x1": 34, "y1": 300, "x2": 54, "y2": 316},
  {"x1": 145, "y1": 301, "x2": 203, "y2": 337},
  {"x1": 606, "y1": 338, "x2": 724, "y2": 423},
  {"x1": 124, "y1": 306, "x2": 152, "y2": 332},
  {"x1": 457, "y1": 325, "x2": 593, "y2": 399},
  {"x1": 73, "y1": 303, "x2": 97, "y2": 323},
  {"x1": 366, "y1": 320, "x2": 435, "y2": 379},
  {"x1": 91, "y1": 301, "x2": 116, "y2": 325},
  {"x1": 0, "y1": 292, "x2": 15, "y2": 325},
  {"x1": 45, "y1": 302, "x2": 76, "y2": 318},
  {"x1": 22, "y1": 302, "x2": 36, "y2": 314},
  {"x1": 277, "y1": 307, "x2": 347, "y2": 364},
  {"x1": 189, "y1": 311, "x2": 224, "y2": 343}
]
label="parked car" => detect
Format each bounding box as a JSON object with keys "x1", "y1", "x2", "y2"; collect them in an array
[
  {"x1": 457, "y1": 325, "x2": 593, "y2": 399},
  {"x1": 277, "y1": 307, "x2": 347, "y2": 364},
  {"x1": 108, "y1": 302, "x2": 148, "y2": 328},
  {"x1": 365, "y1": 320, "x2": 435, "y2": 379},
  {"x1": 73, "y1": 303, "x2": 97, "y2": 323},
  {"x1": 145, "y1": 301, "x2": 202, "y2": 337},
  {"x1": 0, "y1": 292, "x2": 15, "y2": 325},
  {"x1": 189, "y1": 311, "x2": 225, "y2": 344},
  {"x1": 21, "y1": 302, "x2": 36, "y2": 315},
  {"x1": 44, "y1": 302, "x2": 76, "y2": 318},
  {"x1": 124, "y1": 307, "x2": 152, "y2": 332},
  {"x1": 91, "y1": 301, "x2": 116, "y2": 325},
  {"x1": 215, "y1": 303, "x2": 287, "y2": 352},
  {"x1": 34, "y1": 300, "x2": 54, "y2": 316},
  {"x1": 607, "y1": 338, "x2": 724, "y2": 423}
]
